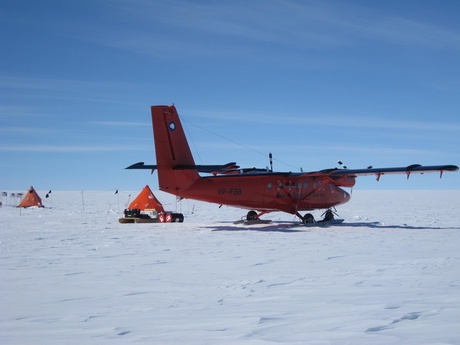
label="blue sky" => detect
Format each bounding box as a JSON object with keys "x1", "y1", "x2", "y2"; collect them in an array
[{"x1": 1, "y1": 0, "x2": 459, "y2": 192}]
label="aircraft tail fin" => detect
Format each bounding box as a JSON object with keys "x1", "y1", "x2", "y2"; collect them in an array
[{"x1": 151, "y1": 105, "x2": 200, "y2": 194}]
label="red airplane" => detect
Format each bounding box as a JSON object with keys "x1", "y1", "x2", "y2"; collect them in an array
[{"x1": 127, "y1": 105, "x2": 458, "y2": 223}]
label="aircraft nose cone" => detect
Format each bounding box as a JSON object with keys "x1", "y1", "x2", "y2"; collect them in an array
[{"x1": 338, "y1": 188, "x2": 351, "y2": 205}]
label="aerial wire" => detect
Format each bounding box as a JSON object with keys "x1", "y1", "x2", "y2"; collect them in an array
[
  {"x1": 181, "y1": 116, "x2": 204, "y2": 165},
  {"x1": 180, "y1": 116, "x2": 299, "y2": 171}
]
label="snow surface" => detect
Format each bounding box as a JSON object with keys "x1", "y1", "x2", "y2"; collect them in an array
[{"x1": 1, "y1": 190, "x2": 460, "y2": 345}]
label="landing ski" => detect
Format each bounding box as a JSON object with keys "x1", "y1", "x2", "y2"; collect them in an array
[
  {"x1": 233, "y1": 219, "x2": 272, "y2": 225},
  {"x1": 302, "y1": 218, "x2": 344, "y2": 227}
]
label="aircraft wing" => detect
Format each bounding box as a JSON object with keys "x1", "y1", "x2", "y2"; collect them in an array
[
  {"x1": 127, "y1": 162, "x2": 458, "y2": 180},
  {"x1": 326, "y1": 164, "x2": 459, "y2": 180}
]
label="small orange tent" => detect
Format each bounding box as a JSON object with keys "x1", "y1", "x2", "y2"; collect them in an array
[
  {"x1": 18, "y1": 186, "x2": 43, "y2": 208},
  {"x1": 128, "y1": 185, "x2": 164, "y2": 213}
]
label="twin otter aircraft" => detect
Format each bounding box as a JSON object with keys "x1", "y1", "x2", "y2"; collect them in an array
[{"x1": 127, "y1": 105, "x2": 458, "y2": 223}]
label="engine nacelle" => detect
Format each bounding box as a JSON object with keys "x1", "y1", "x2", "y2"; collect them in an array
[{"x1": 328, "y1": 175, "x2": 356, "y2": 188}]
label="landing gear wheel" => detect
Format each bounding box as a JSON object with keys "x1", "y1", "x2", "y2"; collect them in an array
[
  {"x1": 246, "y1": 210, "x2": 258, "y2": 221},
  {"x1": 303, "y1": 213, "x2": 315, "y2": 224}
]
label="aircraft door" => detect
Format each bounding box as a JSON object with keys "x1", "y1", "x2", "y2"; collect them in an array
[{"x1": 262, "y1": 181, "x2": 274, "y2": 207}]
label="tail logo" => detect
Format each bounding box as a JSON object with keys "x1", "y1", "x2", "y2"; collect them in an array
[{"x1": 169, "y1": 122, "x2": 176, "y2": 131}]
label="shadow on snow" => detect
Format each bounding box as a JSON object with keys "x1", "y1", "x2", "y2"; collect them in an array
[{"x1": 203, "y1": 221, "x2": 459, "y2": 232}]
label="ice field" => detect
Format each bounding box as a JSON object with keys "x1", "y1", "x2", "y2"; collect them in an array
[{"x1": 1, "y1": 190, "x2": 460, "y2": 344}]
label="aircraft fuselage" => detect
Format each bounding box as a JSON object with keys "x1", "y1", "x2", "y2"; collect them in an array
[{"x1": 173, "y1": 173, "x2": 351, "y2": 214}]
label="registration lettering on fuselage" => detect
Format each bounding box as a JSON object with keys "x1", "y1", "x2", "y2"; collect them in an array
[{"x1": 217, "y1": 188, "x2": 243, "y2": 196}]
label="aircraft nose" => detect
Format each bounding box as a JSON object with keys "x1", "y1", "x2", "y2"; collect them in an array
[{"x1": 340, "y1": 188, "x2": 351, "y2": 204}]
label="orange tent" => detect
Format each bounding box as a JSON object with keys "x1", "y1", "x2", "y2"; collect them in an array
[
  {"x1": 18, "y1": 186, "x2": 43, "y2": 208},
  {"x1": 128, "y1": 185, "x2": 164, "y2": 213}
]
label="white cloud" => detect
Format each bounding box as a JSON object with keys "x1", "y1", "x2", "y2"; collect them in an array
[
  {"x1": 100, "y1": 0, "x2": 460, "y2": 62},
  {"x1": 188, "y1": 109, "x2": 460, "y2": 132}
]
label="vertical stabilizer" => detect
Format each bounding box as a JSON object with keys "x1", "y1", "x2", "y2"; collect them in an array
[{"x1": 151, "y1": 105, "x2": 199, "y2": 195}]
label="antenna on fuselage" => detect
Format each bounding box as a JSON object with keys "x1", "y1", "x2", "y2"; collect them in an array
[{"x1": 338, "y1": 161, "x2": 348, "y2": 169}]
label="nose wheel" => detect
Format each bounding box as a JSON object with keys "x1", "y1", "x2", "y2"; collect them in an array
[
  {"x1": 246, "y1": 210, "x2": 258, "y2": 220},
  {"x1": 298, "y1": 209, "x2": 337, "y2": 224}
]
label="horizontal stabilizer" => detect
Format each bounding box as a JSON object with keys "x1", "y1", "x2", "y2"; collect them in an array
[
  {"x1": 126, "y1": 161, "x2": 243, "y2": 174},
  {"x1": 175, "y1": 162, "x2": 240, "y2": 174},
  {"x1": 126, "y1": 162, "x2": 157, "y2": 170}
]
